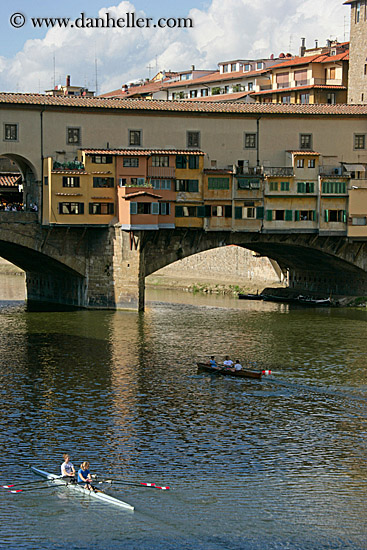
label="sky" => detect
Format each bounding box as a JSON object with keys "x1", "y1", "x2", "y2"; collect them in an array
[{"x1": 0, "y1": 0, "x2": 351, "y2": 95}]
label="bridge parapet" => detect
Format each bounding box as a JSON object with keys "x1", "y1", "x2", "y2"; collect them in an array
[{"x1": 0, "y1": 212, "x2": 38, "y2": 223}]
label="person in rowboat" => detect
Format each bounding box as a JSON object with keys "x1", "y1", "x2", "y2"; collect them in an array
[
  {"x1": 209, "y1": 356, "x2": 220, "y2": 369},
  {"x1": 78, "y1": 461, "x2": 94, "y2": 491},
  {"x1": 61, "y1": 453, "x2": 76, "y2": 482},
  {"x1": 223, "y1": 356, "x2": 234, "y2": 369}
]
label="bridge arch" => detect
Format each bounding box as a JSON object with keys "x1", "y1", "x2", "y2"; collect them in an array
[{"x1": 0, "y1": 152, "x2": 40, "y2": 210}]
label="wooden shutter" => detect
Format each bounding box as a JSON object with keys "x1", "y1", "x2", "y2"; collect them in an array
[
  {"x1": 151, "y1": 202, "x2": 159, "y2": 215},
  {"x1": 188, "y1": 180, "x2": 199, "y2": 192},
  {"x1": 324, "y1": 209, "x2": 329, "y2": 222},
  {"x1": 266, "y1": 210, "x2": 273, "y2": 221},
  {"x1": 295, "y1": 210, "x2": 300, "y2": 221},
  {"x1": 130, "y1": 202, "x2": 137, "y2": 215},
  {"x1": 256, "y1": 206, "x2": 264, "y2": 219},
  {"x1": 175, "y1": 205, "x2": 183, "y2": 217},
  {"x1": 285, "y1": 210, "x2": 293, "y2": 221},
  {"x1": 225, "y1": 205, "x2": 232, "y2": 218},
  {"x1": 197, "y1": 206, "x2": 205, "y2": 217}
]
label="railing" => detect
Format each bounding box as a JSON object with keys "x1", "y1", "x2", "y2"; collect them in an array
[
  {"x1": 276, "y1": 82, "x2": 290, "y2": 89},
  {"x1": 259, "y1": 84, "x2": 272, "y2": 91},
  {"x1": 147, "y1": 166, "x2": 175, "y2": 178},
  {"x1": 263, "y1": 167, "x2": 294, "y2": 177}
]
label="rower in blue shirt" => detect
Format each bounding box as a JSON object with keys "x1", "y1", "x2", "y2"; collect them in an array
[
  {"x1": 78, "y1": 461, "x2": 94, "y2": 491},
  {"x1": 209, "y1": 356, "x2": 219, "y2": 369}
]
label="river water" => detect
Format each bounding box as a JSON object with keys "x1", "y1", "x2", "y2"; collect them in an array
[{"x1": 0, "y1": 276, "x2": 367, "y2": 550}]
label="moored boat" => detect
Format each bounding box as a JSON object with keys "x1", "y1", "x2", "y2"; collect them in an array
[
  {"x1": 197, "y1": 362, "x2": 265, "y2": 379},
  {"x1": 31, "y1": 466, "x2": 134, "y2": 510},
  {"x1": 296, "y1": 295, "x2": 332, "y2": 306},
  {"x1": 238, "y1": 293, "x2": 263, "y2": 300}
]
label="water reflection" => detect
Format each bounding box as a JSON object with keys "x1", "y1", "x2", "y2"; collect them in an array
[{"x1": 0, "y1": 280, "x2": 367, "y2": 549}]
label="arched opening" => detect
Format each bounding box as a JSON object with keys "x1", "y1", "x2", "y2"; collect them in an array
[
  {"x1": 146, "y1": 245, "x2": 284, "y2": 295},
  {"x1": 0, "y1": 153, "x2": 39, "y2": 212}
]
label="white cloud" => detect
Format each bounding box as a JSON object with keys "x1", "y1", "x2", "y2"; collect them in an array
[{"x1": 0, "y1": 0, "x2": 349, "y2": 94}]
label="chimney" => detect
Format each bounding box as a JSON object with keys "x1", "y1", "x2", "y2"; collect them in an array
[
  {"x1": 191, "y1": 65, "x2": 195, "y2": 71},
  {"x1": 66, "y1": 75, "x2": 71, "y2": 87},
  {"x1": 315, "y1": 39, "x2": 318, "y2": 48},
  {"x1": 326, "y1": 39, "x2": 331, "y2": 47},
  {"x1": 299, "y1": 37, "x2": 306, "y2": 57}
]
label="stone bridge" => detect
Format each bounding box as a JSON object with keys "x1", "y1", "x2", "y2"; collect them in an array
[{"x1": 1, "y1": 212, "x2": 367, "y2": 310}]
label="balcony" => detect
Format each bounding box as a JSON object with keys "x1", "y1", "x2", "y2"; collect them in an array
[
  {"x1": 276, "y1": 82, "x2": 290, "y2": 89},
  {"x1": 236, "y1": 166, "x2": 263, "y2": 176},
  {"x1": 147, "y1": 166, "x2": 175, "y2": 178},
  {"x1": 53, "y1": 160, "x2": 85, "y2": 171},
  {"x1": 259, "y1": 84, "x2": 272, "y2": 91},
  {"x1": 319, "y1": 165, "x2": 343, "y2": 176},
  {"x1": 263, "y1": 167, "x2": 294, "y2": 177}
]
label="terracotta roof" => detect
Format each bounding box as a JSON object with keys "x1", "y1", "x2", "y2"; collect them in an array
[
  {"x1": 251, "y1": 84, "x2": 347, "y2": 96},
  {"x1": 287, "y1": 150, "x2": 321, "y2": 155},
  {"x1": 187, "y1": 92, "x2": 250, "y2": 102},
  {"x1": 0, "y1": 173, "x2": 21, "y2": 187},
  {"x1": 123, "y1": 191, "x2": 162, "y2": 199},
  {"x1": 1, "y1": 93, "x2": 367, "y2": 116},
  {"x1": 162, "y1": 68, "x2": 270, "y2": 89},
  {"x1": 82, "y1": 148, "x2": 204, "y2": 156},
  {"x1": 99, "y1": 80, "x2": 164, "y2": 99},
  {"x1": 267, "y1": 50, "x2": 349, "y2": 71}
]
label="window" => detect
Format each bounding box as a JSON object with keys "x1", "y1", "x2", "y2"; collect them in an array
[
  {"x1": 275, "y1": 210, "x2": 285, "y2": 221},
  {"x1": 282, "y1": 95, "x2": 291, "y2": 104},
  {"x1": 187, "y1": 131, "x2": 200, "y2": 148},
  {"x1": 300, "y1": 133, "x2": 312, "y2": 150},
  {"x1": 231, "y1": 63, "x2": 237, "y2": 72},
  {"x1": 201, "y1": 88, "x2": 209, "y2": 97},
  {"x1": 89, "y1": 202, "x2": 114, "y2": 215},
  {"x1": 123, "y1": 157, "x2": 139, "y2": 167},
  {"x1": 296, "y1": 159, "x2": 304, "y2": 168},
  {"x1": 4, "y1": 123, "x2": 18, "y2": 141},
  {"x1": 322, "y1": 181, "x2": 346, "y2": 194},
  {"x1": 175, "y1": 179, "x2": 199, "y2": 192},
  {"x1": 62, "y1": 176, "x2": 80, "y2": 188},
  {"x1": 356, "y1": 1, "x2": 361, "y2": 22},
  {"x1": 248, "y1": 82, "x2": 253, "y2": 91},
  {"x1": 329, "y1": 67, "x2": 336, "y2": 80},
  {"x1": 151, "y1": 179, "x2": 171, "y2": 190},
  {"x1": 58, "y1": 202, "x2": 84, "y2": 215},
  {"x1": 119, "y1": 178, "x2": 127, "y2": 186},
  {"x1": 129, "y1": 130, "x2": 141, "y2": 146},
  {"x1": 189, "y1": 156, "x2": 199, "y2": 169},
  {"x1": 176, "y1": 155, "x2": 187, "y2": 169},
  {"x1": 297, "y1": 181, "x2": 314, "y2": 193},
  {"x1": 257, "y1": 62, "x2": 263, "y2": 70},
  {"x1": 224, "y1": 85, "x2": 230, "y2": 93},
  {"x1": 327, "y1": 93, "x2": 336, "y2": 104},
  {"x1": 223, "y1": 64, "x2": 229, "y2": 73},
  {"x1": 300, "y1": 93, "x2": 309, "y2": 104},
  {"x1": 308, "y1": 159, "x2": 315, "y2": 168},
  {"x1": 190, "y1": 90, "x2": 198, "y2": 98},
  {"x1": 351, "y1": 216, "x2": 367, "y2": 225},
  {"x1": 130, "y1": 202, "x2": 159, "y2": 215},
  {"x1": 67, "y1": 127, "x2": 81, "y2": 145},
  {"x1": 175, "y1": 205, "x2": 197, "y2": 217},
  {"x1": 208, "y1": 177, "x2": 230, "y2": 190},
  {"x1": 269, "y1": 182, "x2": 279, "y2": 191},
  {"x1": 294, "y1": 210, "x2": 315, "y2": 221},
  {"x1": 160, "y1": 203, "x2": 171, "y2": 215},
  {"x1": 244, "y1": 133, "x2": 256, "y2": 149},
  {"x1": 93, "y1": 177, "x2": 114, "y2": 188},
  {"x1": 92, "y1": 155, "x2": 112, "y2": 164},
  {"x1": 280, "y1": 181, "x2": 290, "y2": 191},
  {"x1": 244, "y1": 64, "x2": 251, "y2": 71},
  {"x1": 324, "y1": 209, "x2": 346, "y2": 222},
  {"x1": 354, "y1": 134, "x2": 365, "y2": 149},
  {"x1": 212, "y1": 205, "x2": 223, "y2": 217},
  {"x1": 151, "y1": 155, "x2": 169, "y2": 167}
]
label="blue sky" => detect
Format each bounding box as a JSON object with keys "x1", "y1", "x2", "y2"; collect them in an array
[{"x1": 0, "y1": 1, "x2": 350, "y2": 94}]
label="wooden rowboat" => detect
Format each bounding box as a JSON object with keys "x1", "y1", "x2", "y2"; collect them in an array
[{"x1": 197, "y1": 362, "x2": 263, "y2": 379}]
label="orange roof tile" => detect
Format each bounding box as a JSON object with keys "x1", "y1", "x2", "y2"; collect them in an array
[
  {"x1": 82, "y1": 148, "x2": 204, "y2": 156},
  {"x1": 287, "y1": 150, "x2": 320, "y2": 155},
  {"x1": 187, "y1": 92, "x2": 250, "y2": 102},
  {"x1": 1, "y1": 93, "x2": 367, "y2": 116},
  {"x1": 251, "y1": 84, "x2": 347, "y2": 96},
  {"x1": 162, "y1": 68, "x2": 270, "y2": 89}
]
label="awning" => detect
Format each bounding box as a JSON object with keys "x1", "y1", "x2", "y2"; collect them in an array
[{"x1": 343, "y1": 163, "x2": 366, "y2": 171}]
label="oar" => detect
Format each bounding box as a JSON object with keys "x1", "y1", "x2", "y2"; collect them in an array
[
  {"x1": 101, "y1": 478, "x2": 170, "y2": 490},
  {"x1": 1, "y1": 476, "x2": 63, "y2": 489},
  {"x1": 7, "y1": 483, "x2": 65, "y2": 494}
]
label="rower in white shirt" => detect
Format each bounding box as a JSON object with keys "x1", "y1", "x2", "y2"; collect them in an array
[
  {"x1": 223, "y1": 356, "x2": 234, "y2": 369},
  {"x1": 60, "y1": 453, "x2": 76, "y2": 482}
]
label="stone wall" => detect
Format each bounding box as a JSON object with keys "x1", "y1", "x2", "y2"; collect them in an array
[
  {"x1": 347, "y1": 4, "x2": 367, "y2": 104},
  {"x1": 155, "y1": 246, "x2": 281, "y2": 283}
]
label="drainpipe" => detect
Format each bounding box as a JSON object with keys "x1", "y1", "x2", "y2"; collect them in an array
[
  {"x1": 256, "y1": 116, "x2": 261, "y2": 167},
  {"x1": 317, "y1": 173, "x2": 321, "y2": 233},
  {"x1": 40, "y1": 105, "x2": 45, "y2": 223}
]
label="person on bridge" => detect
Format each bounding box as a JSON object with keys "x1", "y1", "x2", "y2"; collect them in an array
[{"x1": 61, "y1": 453, "x2": 76, "y2": 482}]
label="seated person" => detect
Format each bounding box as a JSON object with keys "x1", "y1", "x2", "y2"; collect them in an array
[
  {"x1": 234, "y1": 360, "x2": 243, "y2": 371},
  {"x1": 209, "y1": 356, "x2": 218, "y2": 368},
  {"x1": 223, "y1": 356, "x2": 234, "y2": 369},
  {"x1": 78, "y1": 461, "x2": 94, "y2": 491}
]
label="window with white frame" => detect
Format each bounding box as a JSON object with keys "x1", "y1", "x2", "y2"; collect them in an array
[{"x1": 4, "y1": 123, "x2": 18, "y2": 141}]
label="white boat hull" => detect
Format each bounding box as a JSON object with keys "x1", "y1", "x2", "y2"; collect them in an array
[{"x1": 31, "y1": 466, "x2": 134, "y2": 511}]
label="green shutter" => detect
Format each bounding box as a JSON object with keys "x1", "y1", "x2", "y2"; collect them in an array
[
  {"x1": 80, "y1": 203, "x2": 84, "y2": 214},
  {"x1": 189, "y1": 156, "x2": 199, "y2": 169},
  {"x1": 343, "y1": 210, "x2": 347, "y2": 223},
  {"x1": 266, "y1": 209, "x2": 273, "y2": 221},
  {"x1": 130, "y1": 202, "x2": 137, "y2": 215},
  {"x1": 225, "y1": 205, "x2": 232, "y2": 218},
  {"x1": 197, "y1": 205, "x2": 205, "y2": 217},
  {"x1": 235, "y1": 206, "x2": 242, "y2": 219},
  {"x1": 256, "y1": 206, "x2": 264, "y2": 219},
  {"x1": 176, "y1": 155, "x2": 187, "y2": 168},
  {"x1": 297, "y1": 182, "x2": 305, "y2": 193},
  {"x1": 295, "y1": 210, "x2": 300, "y2": 221},
  {"x1": 285, "y1": 209, "x2": 293, "y2": 221},
  {"x1": 313, "y1": 210, "x2": 317, "y2": 221},
  {"x1": 309, "y1": 182, "x2": 314, "y2": 193},
  {"x1": 175, "y1": 205, "x2": 183, "y2": 217},
  {"x1": 188, "y1": 180, "x2": 199, "y2": 192},
  {"x1": 151, "y1": 202, "x2": 159, "y2": 215},
  {"x1": 324, "y1": 209, "x2": 329, "y2": 222}
]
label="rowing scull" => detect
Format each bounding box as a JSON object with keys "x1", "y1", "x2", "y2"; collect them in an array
[{"x1": 31, "y1": 466, "x2": 134, "y2": 511}]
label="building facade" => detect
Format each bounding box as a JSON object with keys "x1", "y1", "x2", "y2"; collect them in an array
[{"x1": 344, "y1": 0, "x2": 367, "y2": 103}]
